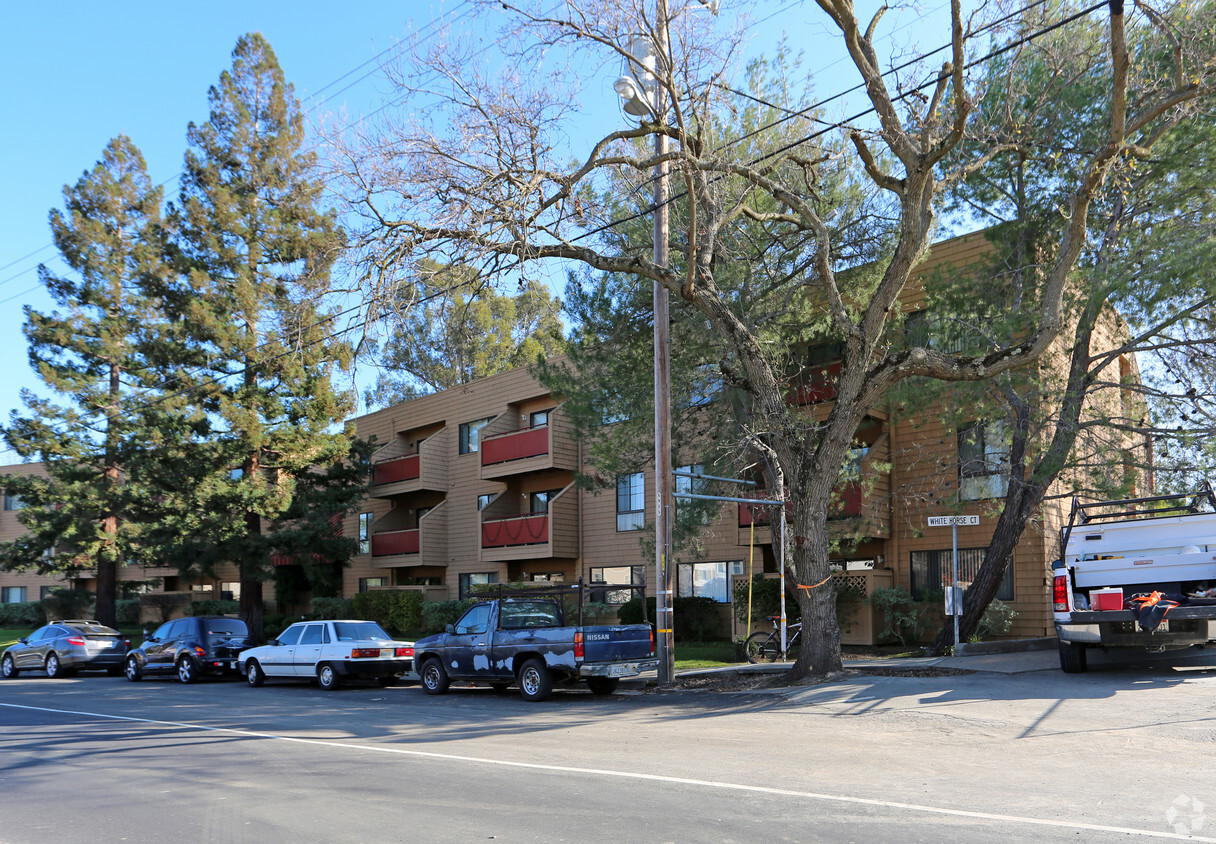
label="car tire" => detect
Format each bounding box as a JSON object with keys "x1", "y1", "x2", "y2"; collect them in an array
[
  {"x1": 45, "y1": 653, "x2": 63, "y2": 679},
  {"x1": 2, "y1": 654, "x2": 17, "y2": 679},
  {"x1": 586, "y1": 677, "x2": 619, "y2": 696},
  {"x1": 1058, "y1": 639, "x2": 1088, "y2": 674},
  {"x1": 125, "y1": 655, "x2": 143, "y2": 682},
  {"x1": 376, "y1": 675, "x2": 398, "y2": 687},
  {"x1": 177, "y1": 656, "x2": 199, "y2": 684},
  {"x1": 518, "y1": 658, "x2": 553, "y2": 702},
  {"x1": 246, "y1": 660, "x2": 265, "y2": 687},
  {"x1": 317, "y1": 663, "x2": 341, "y2": 691},
  {"x1": 420, "y1": 658, "x2": 450, "y2": 695}
]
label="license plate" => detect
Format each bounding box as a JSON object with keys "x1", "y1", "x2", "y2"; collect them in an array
[
  {"x1": 609, "y1": 663, "x2": 638, "y2": 677},
  {"x1": 90, "y1": 639, "x2": 117, "y2": 649}
]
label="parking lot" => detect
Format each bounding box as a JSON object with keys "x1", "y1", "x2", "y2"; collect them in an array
[{"x1": 3, "y1": 650, "x2": 1216, "y2": 842}]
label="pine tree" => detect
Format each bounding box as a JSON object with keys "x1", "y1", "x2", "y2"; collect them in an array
[
  {"x1": 165, "y1": 33, "x2": 361, "y2": 639},
  {"x1": 0, "y1": 136, "x2": 175, "y2": 625}
]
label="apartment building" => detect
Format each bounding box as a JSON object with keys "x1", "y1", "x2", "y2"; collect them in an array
[{"x1": 1, "y1": 231, "x2": 1146, "y2": 642}]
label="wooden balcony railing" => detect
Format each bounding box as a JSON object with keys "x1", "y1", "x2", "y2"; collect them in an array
[
  {"x1": 481, "y1": 425, "x2": 549, "y2": 466},
  {"x1": 737, "y1": 481, "x2": 864, "y2": 526},
  {"x1": 373, "y1": 453, "x2": 420, "y2": 485},
  {"x1": 481, "y1": 513, "x2": 549, "y2": 548},
  {"x1": 371, "y1": 529, "x2": 419, "y2": 556},
  {"x1": 789, "y1": 361, "x2": 841, "y2": 405}
]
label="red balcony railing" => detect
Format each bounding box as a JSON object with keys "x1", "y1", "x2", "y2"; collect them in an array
[
  {"x1": 482, "y1": 513, "x2": 549, "y2": 548},
  {"x1": 372, "y1": 529, "x2": 419, "y2": 556},
  {"x1": 737, "y1": 482, "x2": 864, "y2": 526},
  {"x1": 481, "y1": 426, "x2": 549, "y2": 466},
  {"x1": 373, "y1": 453, "x2": 420, "y2": 485},
  {"x1": 789, "y1": 361, "x2": 841, "y2": 405}
]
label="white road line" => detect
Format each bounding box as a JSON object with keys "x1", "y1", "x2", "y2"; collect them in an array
[{"x1": 2, "y1": 701, "x2": 1210, "y2": 841}]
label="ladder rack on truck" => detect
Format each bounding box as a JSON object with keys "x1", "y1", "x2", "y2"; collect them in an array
[{"x1": 1052, "y1": 485, "x2": 1216, "y2": 672}]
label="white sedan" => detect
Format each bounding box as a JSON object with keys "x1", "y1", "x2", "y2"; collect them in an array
[{"x1": 239, "y1": 620, "x2": 414, "y2": 690}]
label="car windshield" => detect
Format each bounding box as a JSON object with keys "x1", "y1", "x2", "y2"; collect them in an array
[
  {"x1": 206, "y1": 620, "x2": 249, "y2": 637},
  {"x1": 333, "y1": 622, "x2": 392, "y2": 642}
]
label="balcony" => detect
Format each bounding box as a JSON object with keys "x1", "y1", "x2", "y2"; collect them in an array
[
  {"x1": 481, "y1": 487, "x2": 578, "y2": 562},
  {"x1": 371, "y1": 428, "x2": 448, "y2": 497},
  {"x1": 789, "y1": 361, "x2": 841, "y2": 405},
  {"x1": 370, "y1": 503, "x2": 448, "y2": 568},
  {"x1": 480, "y1": 407, "x2": 577, "y2": 480},
  {"x1": 738, "y1": 477, "x2": 889, "y2": 544}
]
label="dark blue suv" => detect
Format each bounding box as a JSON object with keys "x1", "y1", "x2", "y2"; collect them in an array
[{"x1": 124, "y1": 616, "x2": 252, "y2": 684}]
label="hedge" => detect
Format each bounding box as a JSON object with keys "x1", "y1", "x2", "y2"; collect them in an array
[
  {"x1": 0, "y1": 601, "x2": 46, "y2": 628},
  {"x1": 184, "y1": 599, "x2": 240, "y2": 617},
  {"x1": 351, "y1": 590, "x2": 425, "y2": 635},
  {"x1": 617, "y1": 595, "x2": 724, "y2": 641}
]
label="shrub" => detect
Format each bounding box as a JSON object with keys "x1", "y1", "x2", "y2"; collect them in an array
[
  {"x1": 732, "y1": 575, "x2": 802, "y2": 625},
  {"x1": 420, "y1": 599, "x2": 473, "y2": 634},
  {"x1": 352, "y1": 590, "x2": 426, "y2": 635},
  {"x1": 0, "y1": 601, "x2": 46, "y2": 628},
  {"x1": 308, "y1": 597, "x2": 353, "y2": 620},
  {"x1": 115, "y1": 598, "x2": 141, "y2": 626},
  {"x1": 41, "y1": 588, "x2": 93, "y2": 621},
  {"x1": 184, "y1": 599, "x2": 240, "y2": 617},
  {"x1": 870, "y1": 586, "x2": 930, "y2": 646},
  {"x1": 671, "y1": 596, "x2": 724, "y2": 641},
  {"x1": 974, "y1": 599, "x2": 1018, "y2": 641},
  {"x1": 262, "y1": 613, "x2": 292, "y2": 638},
  {"x1": 617, "y1": 596, "x2": 656, "y2": 626}
]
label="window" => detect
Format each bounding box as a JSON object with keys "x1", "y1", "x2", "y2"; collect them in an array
[
  {"x1": 221, "y1": 581, "x2": 240, "y2": 601},
  {"x1": 39, "y1": 586, "x2": 52, "y2": 600},
  {"x1": 358, "y1": 512, "x2": 373, "y2": 554},
  {"x1": 299, "y1": 624, "x2": 329, "y2": 645},
  {"x1": 590, "y1": 565, "x2": 645, "y2": 604},
  {"x1": 617, "y1": 473, "x2": 645, "y2": 531},
  {"x1": 191, "y1": 584, "x2": 214, "y2": 593},
  {"x1": 529, "y1": 409, "x2": 551, "y2": 428},
  {"x1": 458, "y1": 572, "x2": 498, "y2": 599},
  {"x1": 529, "y1": 572, "x2": 565, "y2": 582},
  {"x1": 677, "y1": 561, "x2": 744, "y2": 603},
  {"x1": 958, "y1": 421, "x2": 1010, "y2": 501},
  {"x1": 459, "y1": 417, "x2": 493, "y2": 454},
  {"x1": 477, "y1": 493, "x2": 498, "y2": 511},
  {"x1": 910, "y1": 548, "x2": 1014, "y2": 602},
  {"x1": 276, "y1": 625, "x2": 304, "y2": 646},
  {"x1": 1, "y1": 586, "x2": 27, "y2": 603},
  {"x1": 416, "y1": 506, "x2": 432, "y2": 522},
  {"x1": 3, "y1": 492, "x2": 24, "y2": 510},
  {"x1": 675, "y1": 464, "x2": 709, "y2": 524},
  {"x1": 358, "y1": 577, "x2": 387, "y2": 592},
  {"x1": 530, "y1": 489, "x2": 562, "y2": 513},
  {"x1": 453, "y1": 604, "x2": 491, "y2": 635}
]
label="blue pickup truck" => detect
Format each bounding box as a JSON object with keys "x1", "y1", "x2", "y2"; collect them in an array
[{"x1": 413, "y1": 598, "x2": 657, "y2": 701}]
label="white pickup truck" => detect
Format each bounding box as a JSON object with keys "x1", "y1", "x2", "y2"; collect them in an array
[{"x1": 1052, "y1": 489, "x2": 1216, "y2": 672}]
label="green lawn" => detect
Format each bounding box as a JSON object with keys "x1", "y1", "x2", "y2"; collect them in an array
[{"x1": 674, "y1": 640, "x2": 742, "y2": 669}]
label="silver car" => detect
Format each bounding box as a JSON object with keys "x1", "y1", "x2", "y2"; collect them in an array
[{"x1": 2, "y1": 620, "x2": 129, "y2": 678}]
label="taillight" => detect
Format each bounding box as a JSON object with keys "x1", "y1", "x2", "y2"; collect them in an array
[
  {"x1": 395, "y1": 647, "x2": 413, "y2": 658},
  {"x1": 65, "y1": 637, "x2": 85, "y2": 646},
  {"x1": 650, "y1": 627, "x2": 655, "y2": 655},
  {"x1": 123, "y1": 639, "x2": 130, "y2": 648},
  {"x1": 574, "y1": 631, "x2": 584, "y2": 659},
  {"x1": 351, "y1": 648, "x2": 380, "y2": 659},
  {"x1": 193, "y1": 646, "x2": 206, "y2": 657},
  {"x1": 1053, "y1": 574, "x2": 1070, "y2": 612}
]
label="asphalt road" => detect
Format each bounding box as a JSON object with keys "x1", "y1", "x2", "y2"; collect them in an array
[{"x1": 3, "y1": 653, "x2": 1216, "y2": 843}]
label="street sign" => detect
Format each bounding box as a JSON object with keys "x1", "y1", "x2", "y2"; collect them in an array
[{"x1": 927, "y1": 515, "x2": 980, "y2": 527}]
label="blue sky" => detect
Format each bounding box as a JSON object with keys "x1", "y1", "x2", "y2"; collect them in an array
[{"x1": 0, "y1": 1, "x2": 952, "y2": 460}]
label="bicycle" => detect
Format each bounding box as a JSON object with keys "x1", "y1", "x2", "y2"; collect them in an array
[{"x1": 743, "y1": 616, "x2": 801, "y2": 663}]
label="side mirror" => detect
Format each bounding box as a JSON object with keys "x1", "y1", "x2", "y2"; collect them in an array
[
  {"x1": 268, "y1": 639, "x2": 280, "y2": 647},
  {"x1": 445, "y1": 624, "x2": 454, "y2": 634},
  {"x1": 17, "y1": 638, "x2": 27, "y2": 645}
]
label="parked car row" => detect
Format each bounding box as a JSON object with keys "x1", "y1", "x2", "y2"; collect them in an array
[{"x1": 2, "y1": 616, "x2": 415, "y2": 691}]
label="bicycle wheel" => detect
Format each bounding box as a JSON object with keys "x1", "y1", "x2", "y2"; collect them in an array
[{"x1": 744, "y1": 631, "x2": 780, "y2": 664}]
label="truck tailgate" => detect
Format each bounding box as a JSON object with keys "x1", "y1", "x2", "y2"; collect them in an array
[{"x1": 581, "y1": 625, "x2": 653, "y2": 662}]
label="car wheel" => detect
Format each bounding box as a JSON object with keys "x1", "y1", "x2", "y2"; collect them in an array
[
  {"x1": 420, "y1": 658, "x2": 450, "y2": 695},
  {"x1": 125, "y1": 655, "x2": 143, "y2": 682},
  {"x1": 45, "y1": 653, "x2": 63, "y2": 679},
  {"x1": 518, "y1": 658, "x2": 553, "y2": 702},
  {"x1": 317, "y1": 663, "x2": 341, "y2": 691},
  {"x1": 1, "y1": 654, "x2": 17, "y2": 679},
  {"x1": 586, "y1": 677, "x2": 619, "y2": 696},
  {"x1": 246, "y1": 660, "x2": 265, "y2": 688},
  {"x1": 376, "y1": 675, "x2": 398, "y2": 687},
  {"x1": 1058, "y1": 639, "x2": 1088, "y2": 674},
  {"x1": 177, "y1": 656, "x2": 199, "y2": 684}
]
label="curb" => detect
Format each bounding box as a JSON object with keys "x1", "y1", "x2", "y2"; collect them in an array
[{"x1": 951, "y1": 636, "x2": 1057, "y2": 657}]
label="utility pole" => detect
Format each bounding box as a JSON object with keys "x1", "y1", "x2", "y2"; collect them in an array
[{"x1": 653, "y1": 0, "x2": 675, "y2": 688}]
